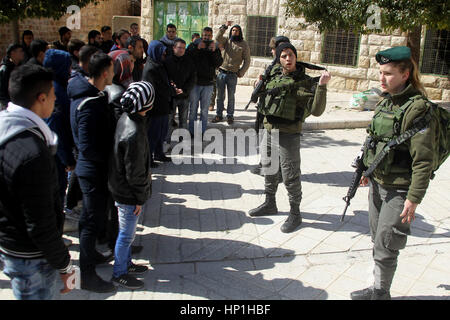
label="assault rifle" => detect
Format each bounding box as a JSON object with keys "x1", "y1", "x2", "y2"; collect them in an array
[
  {"x1": 341, "y1": 141, "x2": 368, "y2": 222},
  {"x1": 244, "y1": 59, "x2": 277, "y2": 110}
]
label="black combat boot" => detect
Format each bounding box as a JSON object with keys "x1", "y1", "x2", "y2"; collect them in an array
[
  {"x1": 350, "y1": 287, "x2": 373, "y2": 300},
  {"x1": 248, "y1": 194, "x2": 278, "y2": 217},
  {"x1": 280, "y1": 203, "x2": 302, "y2": 233},
  {"x1": 351, "y1": 287, "x2": 391, "y2": 300}
]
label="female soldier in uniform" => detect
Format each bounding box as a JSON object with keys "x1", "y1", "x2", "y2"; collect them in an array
[
  {"x1": 247, "y1": 43, "x2": 331, "y2": 233},
  {"x1": 351, "y1": 46, "x2": 437, "y2": 300}
]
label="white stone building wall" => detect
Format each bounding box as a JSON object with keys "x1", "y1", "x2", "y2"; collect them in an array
[{"x1": 141, "y1": 0, "x2": 449, "y2": 100}]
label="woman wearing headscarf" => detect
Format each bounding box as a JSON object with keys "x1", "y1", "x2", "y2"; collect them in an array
[
  {"x1": 142, "y1": 40, "x2": 175, "y2": 167},
  {"x1": 105, "y1": 50, "x2": 135, "y2": 122}
]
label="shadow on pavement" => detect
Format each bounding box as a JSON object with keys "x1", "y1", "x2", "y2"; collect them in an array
[{"x1": 135, "y1": 234, "x2": 327, "y2": 300}]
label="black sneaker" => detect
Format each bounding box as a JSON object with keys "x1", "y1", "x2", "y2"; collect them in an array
[
  {"x1": 81, "y1": 274, "x2": 117, "y2": 293},
  {"x1": 211, "y1": 115, "x2": 223, "y2": 123},
  {"x1": 351, "y1": 287, "x2": 374, "y2": 300},
  {"x1": 128, "y1": 263, "x2": 148, "y2": 276},
  {"x1": 111, "y1": 274, "x2": 144, "y2": 290},
  {"x1": 227, "y1": 116, "x2": 234, "y2": 125},
  {"x1": 154, "y1": 154, "x2": 171, "y2": 162}
]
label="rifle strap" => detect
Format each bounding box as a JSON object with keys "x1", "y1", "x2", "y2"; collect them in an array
[{"x1": 363, "y1": 110, "x2": 432, "y2": 177}]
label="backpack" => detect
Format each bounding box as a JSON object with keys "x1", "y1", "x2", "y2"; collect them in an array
[
  {"x1": 399, "y1": 95, "x2": 449, "y2": 177},
  {"x1": 363, "y1": 95, "x2": 449, "y2": 179}
]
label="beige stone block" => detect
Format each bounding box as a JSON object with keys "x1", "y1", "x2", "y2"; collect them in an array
[
  {"x1": 357, "y1": 80, "x2": 370, "y2": 91},
  {"x1": 369, "y1": 45, "x2": 381, "y2": 56},
  {"x1": 442, "y1": 89, "x2": 450, "y2": 102},
  {"x1": 369, "y1": 80, "x2": 381, "y2": 89},
  {"x1": 391, "y1": 36, "x2": 407, "y2": 46},
  {"x1": 230, "y1": 5, "x2": 246, "y2": 15},
  {"x1": 421, "y1": 75, "x2": 439, "y2": 87},
  {"x1": 425, "y1": 88, "x2": 442, "y2": 100},
  {"x1": 360, "y1": 35, "x2": 368, "y2": 44},
  {"x1": 367, "y1": 68, "x2": 380, "y2": 81},
  {"x1": 359, "y1": 45, "x2": 369, "y2": 56},
  {"x1": 310, "y1": 51, "x2": 320, "y2": 63},
  {"x1": 368, "y1": 35, "x2": 383, "y2": 45},
  {"x1": 358, "y1": 56, "x2": 370, "y2": 68},
  {"x1": 438, "y1": 78, "x2": 450, "y2": 90},
  {"x1": 303, "y1": 40, "x2": 315, "y2": 51},
  {"x1": 345, "y1": 79, "x2": 358, "y2": 91},
  {"x1": 328, "y1": 66, "x2": 367, "y2": 79},
  {"x1": 328, "y1": 76, "x2": 346, "y2": 90},
  {"x1": 298, "y1": 51, "x2": 311, "y2": 62},
  {"x1": 369, "y1": 57, "x2": 379, "y2": 68},
  {"x1": 314, "y1": 41, "x2": 322, "y2": 52}
]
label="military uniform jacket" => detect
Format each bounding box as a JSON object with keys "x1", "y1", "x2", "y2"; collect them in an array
[
  {"x1": 262, "y1": 63, "x2": 327, "y2": 133},
  {"x1": 363, "y1": 84, "x2": 437, "y2": 204}
]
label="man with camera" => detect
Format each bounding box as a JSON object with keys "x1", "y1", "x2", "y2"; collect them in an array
[
  {"x1": 212, "y1": 21, "x2": 251, "y2": 125},
  {"x1": 186, "y1": 27, "x2": 223, "y2": 137}
]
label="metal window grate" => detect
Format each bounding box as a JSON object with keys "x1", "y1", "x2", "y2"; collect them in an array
[
  {"x1": 246, "y1": 16, "x2": 277, "y2": 57},
  {"x1": 322, "y1": 29, "x2": 360, "y2": 66},
  {"x1": 421, "y1": 29, "x2": 449, "y2": 76}
]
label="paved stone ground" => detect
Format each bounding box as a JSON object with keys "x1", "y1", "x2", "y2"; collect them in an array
[{"x1": 1, "y1": 86, "x2": 449, "y2": 301}]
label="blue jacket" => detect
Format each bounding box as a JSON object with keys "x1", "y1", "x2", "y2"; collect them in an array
[
  {"x1": 43, "y1": 49, "x2": 75, "y2": 167},
  {"x1": 67, "y1": 72, "x2": 115, "y2": 178}
]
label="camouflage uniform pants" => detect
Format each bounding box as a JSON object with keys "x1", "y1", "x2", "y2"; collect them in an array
[
  {"x1": 261, "y1": 130, "x2": 302, "y2": 205},
  {"x1": 369, "y1": 179, "x2": 410, "y2": 292}
]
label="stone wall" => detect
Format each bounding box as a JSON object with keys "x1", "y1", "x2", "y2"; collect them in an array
[{"x1": 0, "y1": 0, "x2": 129, "y2": 58}]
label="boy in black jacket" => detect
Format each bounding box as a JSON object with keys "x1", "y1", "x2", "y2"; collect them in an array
[
  {"x1": 108, "y1": 81, "x2": 154, "y2": 289},
  {"x1": 0, "y1": 64, "x2": 74, "y2": 299}
]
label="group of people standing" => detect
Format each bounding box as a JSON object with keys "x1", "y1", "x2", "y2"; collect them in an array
[{"x1": 0, "y1": 20, "x2": 253, "y2": 298}]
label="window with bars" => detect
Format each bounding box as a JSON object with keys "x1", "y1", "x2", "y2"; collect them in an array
[
  {"x1": 246, "y1": 16, "x2": 277, "y2": 58},
  {"x1": 421, "y1": 29, "x2": 449, "y2": 76},
  {"x1": 321, "y1": 29, "x2": 360, "y2": 66}
]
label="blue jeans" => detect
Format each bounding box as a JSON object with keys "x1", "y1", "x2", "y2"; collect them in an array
[
  {"x1": 189, "y1": 85, "x2": 213, "y2": 135},
  {"x1": 0, "y1": 253, "x2": 58, "y2": 300},
  {"x1": 216, "y1": 71, "x2": 238, "y2": 118},
  {"x1": 113, "y1": 202, "x2": 139, "y2": 278}
]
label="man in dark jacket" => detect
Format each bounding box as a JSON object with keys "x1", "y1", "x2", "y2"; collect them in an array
[
  {"x1": 125, "y1": 35, "x2": 145, "y2": 82},
  {"x1": 100, "y1": 26, "x2": 114, "y2": 54},
  {"x1": 68, "y1": 39, "x2": 85, "y2": 73},
  {"x1": 43, "y1": 49, "x2": 76, "y2": 205},
  {"x1": 26, "y1": 39, "x2": 49, "y2": 66},
  {"x1": 21, "y1": 30, "x2": 34, "y2": 63},
  {"x1": 108, "y1": 81, "x2": 154, "y2": 289},
  {"x1": 68, "y1": 52, "x2": 116, "y2": 293},
  {"x1": 52, "y1": 27, "x2": 71, "y2": 52},
  {"x1": 0, "y1": 64, "x2": 74, "y2": 299},
  {"x1": 186, "y1": 27, "x2": 223, "y2": 136},
  {"x1": 159, "y1": 23, "x2": 179, "y2": 57},
  {"x1": 164, "y1": 38, "x2": 196, "y2": 130},
  {"x1": 0, "y1": 44, "x2": 25, "y2": 110},
  {"x1": 142, "y1": 40, "x2": 175, "y2": 166}
]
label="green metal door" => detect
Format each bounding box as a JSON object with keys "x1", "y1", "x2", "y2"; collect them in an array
[{"x1": 154, "y1": 1, "x2": 209, "y2": 43}]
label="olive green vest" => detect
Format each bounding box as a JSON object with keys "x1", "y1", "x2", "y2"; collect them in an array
[{"x1": 363, "y1": 97, "x2": 413, "y2": 175}]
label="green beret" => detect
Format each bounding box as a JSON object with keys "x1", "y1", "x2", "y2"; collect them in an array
[{"x1": 375, "y1": 46, "x2": 411, "y2": 65}]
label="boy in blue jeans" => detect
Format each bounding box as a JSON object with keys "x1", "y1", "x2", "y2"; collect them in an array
[{"x1": 108, "y1": 81, "x2": 154, "y2": 289}]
